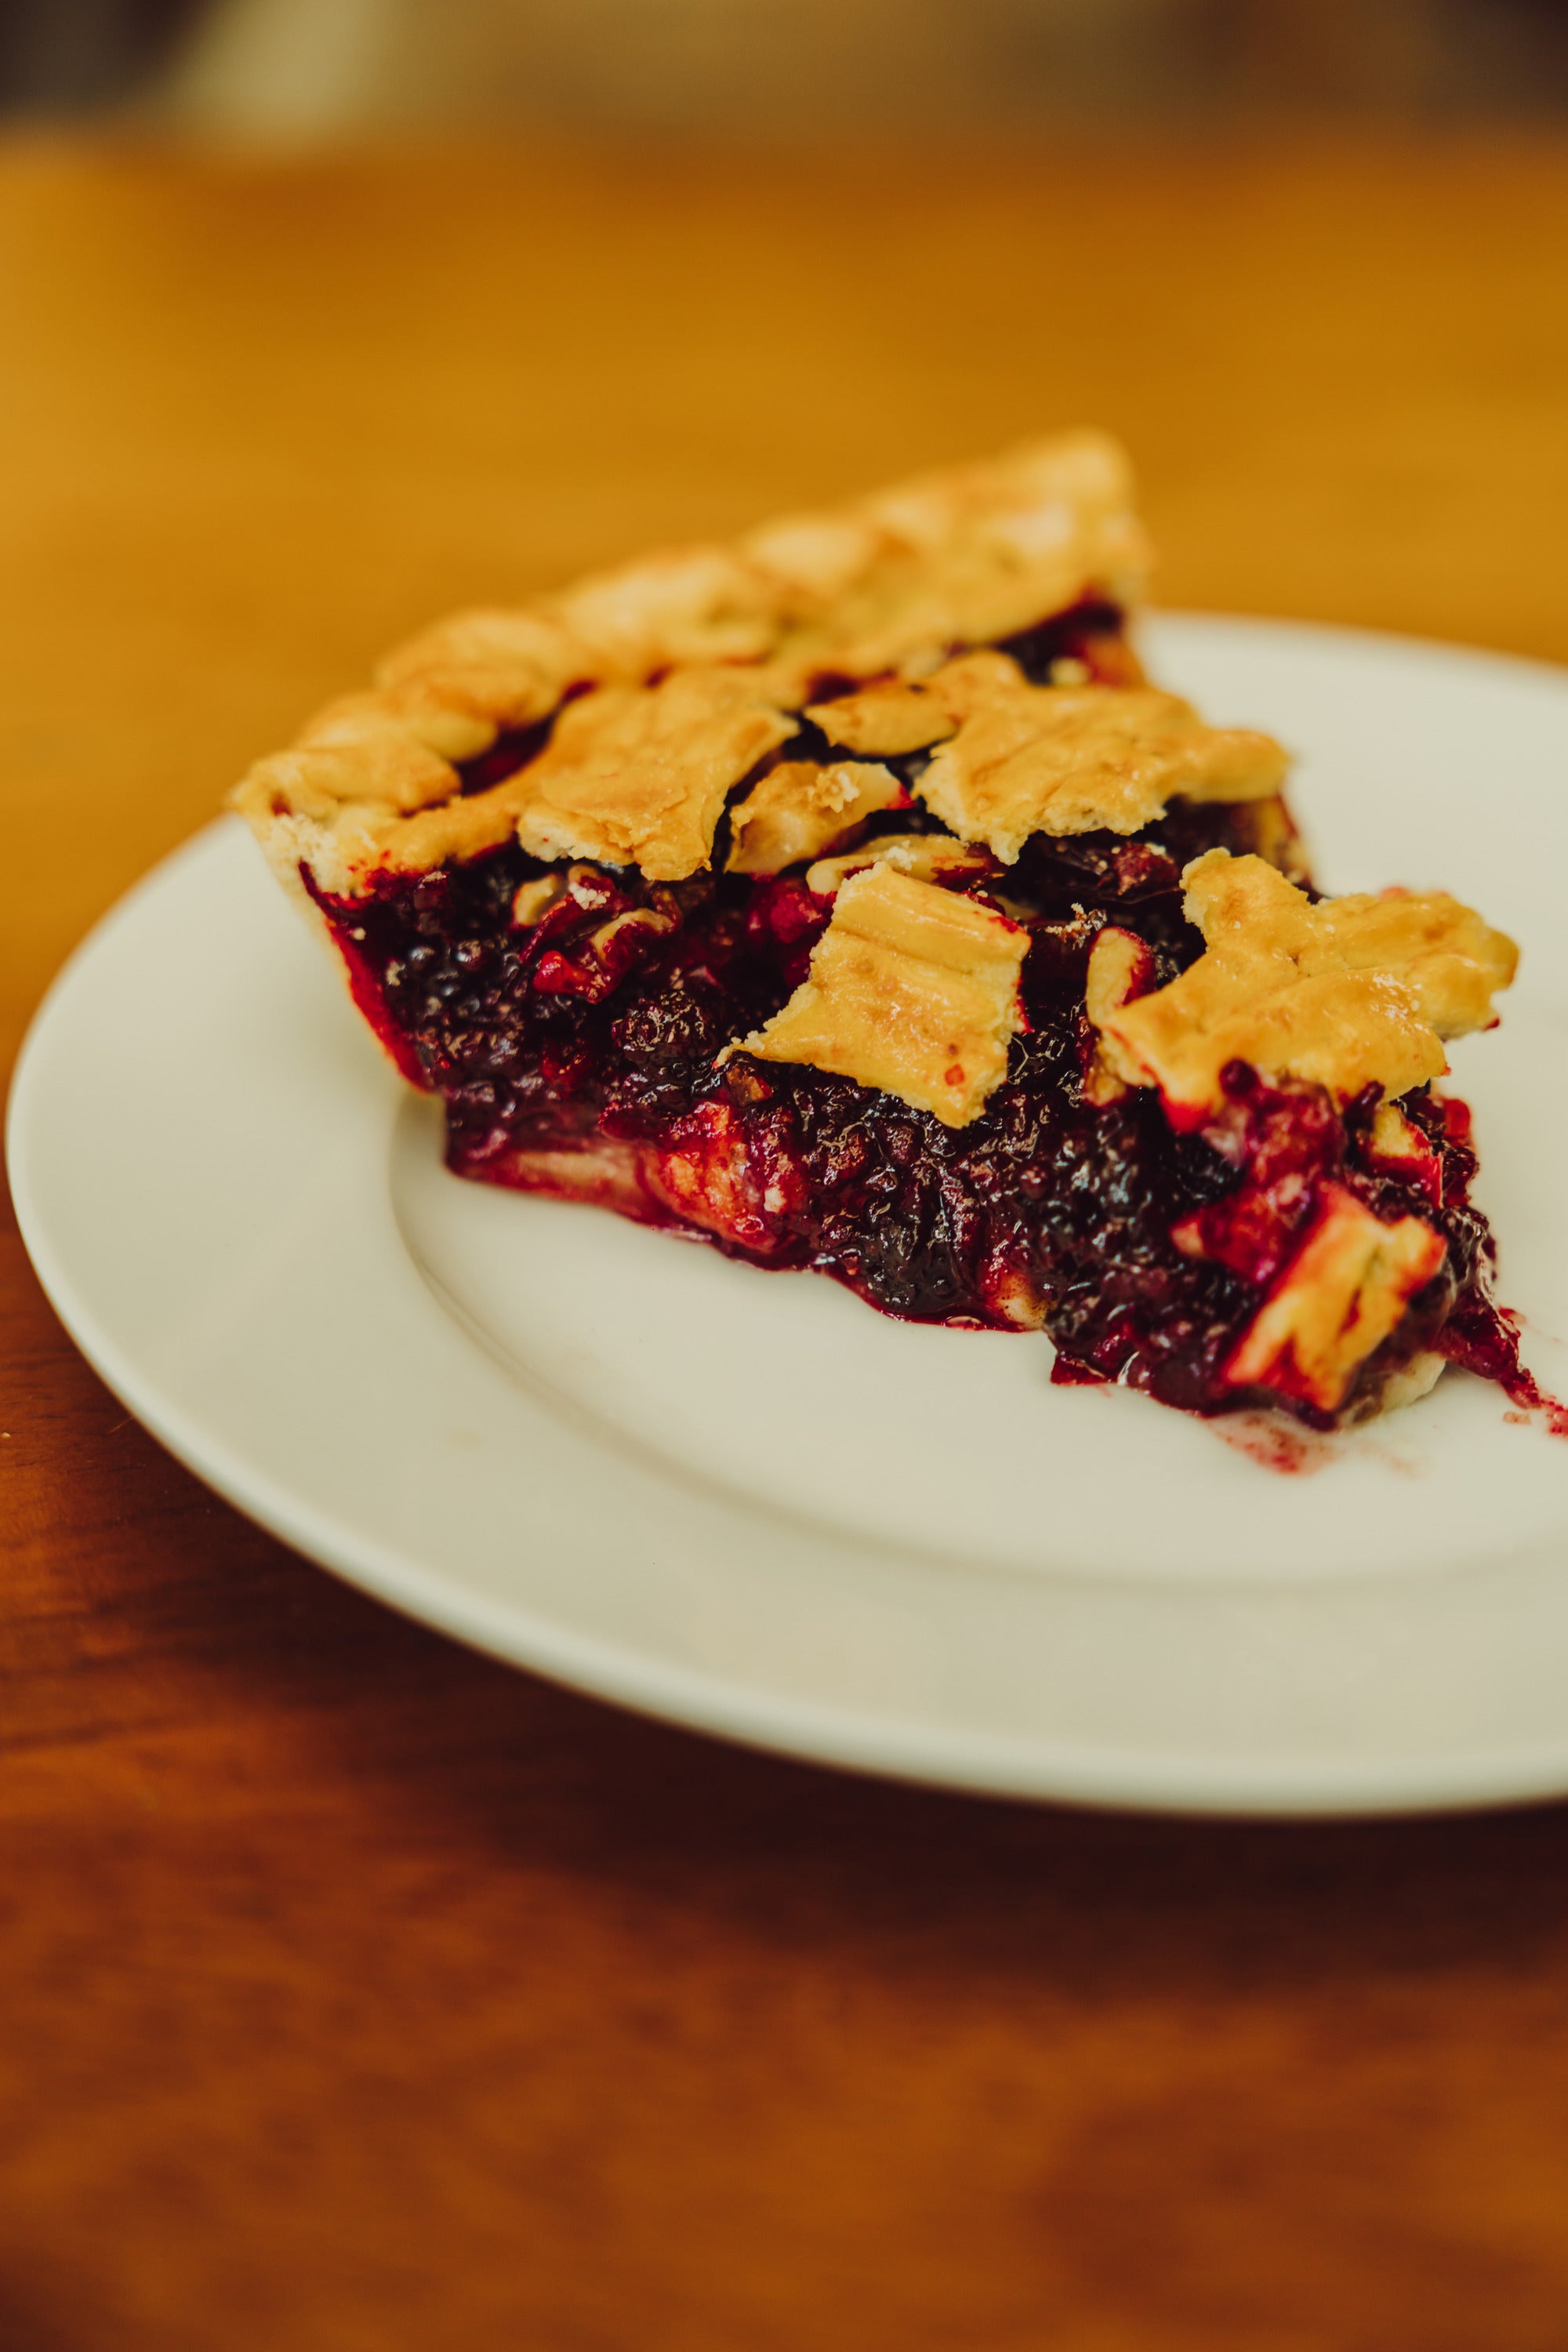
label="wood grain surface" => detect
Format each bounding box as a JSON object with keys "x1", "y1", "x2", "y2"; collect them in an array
[{"x1": 5, "y1": 137, "x2": 1568, "y2": 2352}]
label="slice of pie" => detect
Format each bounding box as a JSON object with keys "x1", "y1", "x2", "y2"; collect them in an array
[{"x1": 234, "y1": 431, "x2": 1540, "y2": 1432}]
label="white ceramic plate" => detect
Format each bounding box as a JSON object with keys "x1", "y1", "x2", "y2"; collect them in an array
[{"x1": 12, "y1": 615, "x2": 1568, "y2": 1816}]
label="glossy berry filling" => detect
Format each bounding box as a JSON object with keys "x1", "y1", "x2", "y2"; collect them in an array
[{"x1": 305, "y1": 612, "x2": 1533, "y2": 1429}]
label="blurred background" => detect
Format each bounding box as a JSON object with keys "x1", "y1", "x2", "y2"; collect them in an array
[
  {"x1": 4, "y1": 13, "x2": 1568, "y2": 2352},
  {"x1": 4, "y1": 0, "x2": 1567, "y2": 136}
]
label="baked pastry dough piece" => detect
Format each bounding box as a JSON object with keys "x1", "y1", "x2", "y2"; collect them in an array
[
  {"x1": 811, "y1": 655, "x2": 1288, "y2": 859},
  {"x1": 1090, "y1": 851, "x2": 1518, "y2": 1124},
  {"x1": 236, "y1": 430, "x2": 1149, "y2": 902},
  {"x1": 514, "y1": 667, "x2": 797, "y2": 881},
  {"x1": 743, "y1": 428, "x2": 1148, "y2": 690},
  {"x1": 726, "y1": 760, "x2": 906, "y2": 876},
  {"x1": 735, "y1": 866, "x2": 1029, "y2": 1128},
  {"x1": 1080, "y1": 852, "x2": 1520, "y2": 1419}
]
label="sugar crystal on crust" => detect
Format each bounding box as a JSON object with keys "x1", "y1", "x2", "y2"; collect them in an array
[
  {"x1": 734, "y1": 864, "x2": 1029, "y2": 1127},
  {"x1": 1091, "y1": 851, "x2": 1519, "y2": 1122}
]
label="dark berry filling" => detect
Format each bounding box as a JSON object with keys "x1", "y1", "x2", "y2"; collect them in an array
[
  {"x1": 302, "y1": 610, "x2": 1533, "y2": 1430},
  {"x1": 306, "y1": 844, "x2": 1523, "y2": 1433}
]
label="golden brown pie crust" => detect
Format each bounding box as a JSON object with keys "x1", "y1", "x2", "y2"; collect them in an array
[
  {"x1": 802, "y1": 833, "x2": 998, "y2": 898},
  {"x1": 733, "y1": 865, "x2": 1030, "y2": 1127},
  {"x1": 231, "y1": 430, "x2": 1149, "y2": 901},
  {"x1": 511, "y1": 667, "x2": 797, "y2": 882},
  {"x1": 812, "y1": 655, "x2": 1289, "y2": 859},
  {"x1": 1090, "y1": 851, "x2": 1519, "y2": 1123},
  {"x1": 725, "y1": 760, "x2": 906, "y2": 877}
]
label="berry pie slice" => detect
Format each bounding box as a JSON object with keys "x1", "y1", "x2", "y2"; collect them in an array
[{"x1": 234, "y1": 431, "x2": 1538, "y2": 1432}]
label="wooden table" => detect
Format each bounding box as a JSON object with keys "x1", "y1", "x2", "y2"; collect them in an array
[{"x1": 5, "y1": 137, "x2": 1568, "y2": 2350}]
